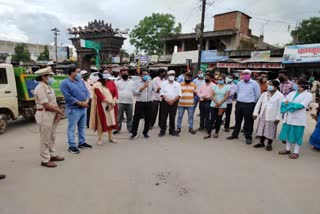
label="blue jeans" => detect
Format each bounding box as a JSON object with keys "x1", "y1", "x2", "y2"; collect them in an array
[
  {"x1": 177, "y1": 106, "x2": 194, "y2": 129},
  {"x1": 66, "y1": 108, "x2": 87, "y2": 147},
  {"x1": 193, "y1": 95, "x2": 200, "y2": 115}
]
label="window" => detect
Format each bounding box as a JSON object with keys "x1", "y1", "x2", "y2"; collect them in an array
[{"x1": 0, "y1": 68, "x2": 8, "y2": 84}]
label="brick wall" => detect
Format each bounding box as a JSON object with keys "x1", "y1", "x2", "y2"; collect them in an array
[{"x1": 214, "y1": 12, "x2": 250, "y2": 36}]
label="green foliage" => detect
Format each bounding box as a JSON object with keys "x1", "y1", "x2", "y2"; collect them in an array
[
  {"x1": 11, "y1": 44, "x2": 31, "y2": 63},
  {"x1": 130, "y1": 13, "x2": 182, "y2": 55},
  {"x1": 37, "y1": 46, "x2": 49, "y2": 61},
  {"x1": 120, "y1": 49, "x2": 130, "y2": 58},
  {"x1": 291, "y1": 17, "x2": 320, "y2": 44}
]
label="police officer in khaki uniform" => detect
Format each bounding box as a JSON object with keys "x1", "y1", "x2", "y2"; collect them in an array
[{"x1": 34, "y1": 67, "x2": 65, "y2": 168}]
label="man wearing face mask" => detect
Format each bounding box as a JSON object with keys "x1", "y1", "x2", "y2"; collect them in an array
[
  {"x1": 150, "y1": 68, "x2": 167, "y2": 130},
  {"x1": 80, "y1": 70, "x2": 93, "y2": 128},
  {"x1": 176, "y1": 72, "x2": 197, "y2": 134},
  {"x1": 278, "y1": 71, "x2": 294, "y2": 98},
  {"x1": 227, "y1": 69, "x2": 261, "y2": 145},
  {"x1": 60, "y1": 66, "x2": 92, "y2": 154},
  {"x1": 159, "y1": 70, "x2": 182, "y2": 137},
  {"x1": 130, "y1": 69, "x2": 154, "y2": 140},
  {"x1": 34, "y1": 67, "x2": 65, "y2": 167},
  {"x1": 114, "y1": 67, "x2": 134, "y2": 134},
  {"x1": 192, "y1": 70, "x2": 205, "y2": 116}
]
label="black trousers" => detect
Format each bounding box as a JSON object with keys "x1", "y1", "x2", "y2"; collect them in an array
[
  {"x1": 224, "y1": 103, "x2": 233, "y2": 129},
  {"x1": 131, "y1": 102, "x2": 152, "y2": 135},
  {"x1": 150, "y1": 100, "x2": 161, "y2": 128},
  {"x1": 159, "y1": 100, "x2": 178, "y2": 133},
  {"x1": 207, "y1": 107, "x2": 223, "y2": 134},
  {"x1": 232, "y1": 102, "x2": 256, "y2": 139},
  {"x1": 86, "y1": 99, "x2": 91, "y2": 128},
  {"x1": 199, "y1": 100, "x2": 211, "y2": 129}
]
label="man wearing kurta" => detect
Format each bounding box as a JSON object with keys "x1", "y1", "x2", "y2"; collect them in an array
[{"x1": 278, "y1": 79, "x2": 313, "y2": 159}]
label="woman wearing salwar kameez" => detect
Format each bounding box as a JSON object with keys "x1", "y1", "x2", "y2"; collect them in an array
[
  {"x1": 90, "y1": 73, "x2": 118, "y2": 145},
  {"x1": 253, "y1": 80, "x2": 284, "y2": 151},
  {"x1": 278, "y1": 79, "x2": 313, "y2": 159}
]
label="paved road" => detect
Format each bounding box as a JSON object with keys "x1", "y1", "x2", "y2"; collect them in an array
[{"x1": 0, "y1": 111, "x2": 319, "y2": 214}]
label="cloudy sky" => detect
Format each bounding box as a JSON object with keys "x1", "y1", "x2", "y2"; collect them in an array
[{"x1": 0, "y1": 0, "x2": 319, "y2": 53}]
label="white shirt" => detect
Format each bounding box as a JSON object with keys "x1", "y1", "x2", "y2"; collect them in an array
[
  {"x1": 116, "y1": 79, "x2": 134, "y2": 104},
  {"x1": 160, "y1": 81, "x2": 182, "y2": 101},
  {"x1": 152, "y1": 76, "x2": 166, "y2": 101}
]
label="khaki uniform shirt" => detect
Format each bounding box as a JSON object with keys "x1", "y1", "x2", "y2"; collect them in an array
[{"x1": 34, "y1": 82, "x2": 58, "y2": 109}]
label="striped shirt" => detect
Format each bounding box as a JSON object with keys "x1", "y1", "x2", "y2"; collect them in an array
[{"x1": 178, "y1": 82, "x2": 197, "y2": 107}]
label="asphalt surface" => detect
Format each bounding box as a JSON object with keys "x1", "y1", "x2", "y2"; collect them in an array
[{"x1": 0, "y1": 109, "x2": 320, "y2": 214}]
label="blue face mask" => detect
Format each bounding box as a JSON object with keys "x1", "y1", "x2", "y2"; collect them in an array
[
  {"x1": 267, "y1": 85, "x2": 274, "y2": 92},
  {"x1": 198, "y1": 74, "x2": 204, "y2": 78},
  {"x1": 75, "y1": 73, "x2": 82, "y2": 80},
  {"x1": 142, "y1": 75, "x2": 150, "y2": 81},
  {"x1": 48, "y1": 77, "x2": 55, "y2": 85},
  {"x1": 217, "y1": 80, "x2": 224, "y2": 85},
  {"x1": 293, "y1": 84, "x2": 298, "y2": 91}
]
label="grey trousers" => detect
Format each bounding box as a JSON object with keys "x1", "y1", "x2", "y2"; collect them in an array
[{"x1": 117, "y1": 103, "x2": 133, "y2": 132}]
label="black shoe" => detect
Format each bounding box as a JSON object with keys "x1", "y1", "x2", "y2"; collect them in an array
[
  {"x1": 197, "y1": 127, "x2": 204, "y2": 131},
  {"x1": 246, "y1": 139, "x2": 252, "y2": 145},
  {"x1": 282, "y1": 141, "x2": 286, "y2": 144},
  {"x1": 254, "y1": 143, "x2": 265, "y2": 148},
  {"x1": 158, "y1": 132, "x2": 165, "y2": 137},
  {"x1": 169, "y1": 131, "x2": 179, "y2": 136},
  {"x1": 143, "y1": 133, "x2": 150, "y2": 139},
  {"x1": 226, "y1": 135, "x2": 238, "y2": 140},
  {"x1": 189, "y1": 129, "x2": 196, "y2": 134},
  {"x1": 0, "y1": 174, "x2": 6, "y2": 180},
  {"x1": 78, "y1": 143, "x2": 93, "y2": 149},
  {"x1": 113, "y1": 130, "x2": 120, "y2": 135},
  {"x1": 129, "y1": 134, "x2": 138, "y2": 140},
  {"x1": 266, "y1": 144, "x2": 272, "y2": 151},
  {"x1": 68, "y1": 147, "x2": 80, "y2": 154},
  {"x1": 176, "y1": 128, "x2": 181, "y2": 133}
]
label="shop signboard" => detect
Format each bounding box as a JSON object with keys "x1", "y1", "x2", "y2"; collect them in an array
[
  {"x1": 201, "y1": 50, "x2": 228, "y2": 63},
  {"x1": 217, "y1": 62, "x2": 283, "y2": 69},
  {"x1": 250, "y1": 51, "x2": 271, "y2": 62},
  {"x1": 283, "y1": 44, "x2": 320, "y2": 64}
]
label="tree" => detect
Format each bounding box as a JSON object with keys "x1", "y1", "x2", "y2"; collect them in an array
[
  {"x1": 11, "y1": 44, "x2": 31, "y2": 63},
  {"x1": 291, "y1": 17, "x2": 320, "y2": 44},
  {"x1": 37, "y1": 45, "x2": 49, "y2": 61},
  {"x1": 130, "y1": 13, "x2": 182, "y2": 55},
  {"x1": 119, "y1": 49, "x2": 130, "y2": 58}
]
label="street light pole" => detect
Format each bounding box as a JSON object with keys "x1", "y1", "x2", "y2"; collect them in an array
[
  {"x1": 51, "y1": 27, "x2": 60, "y2": 65},
  {"x1": 197, "y1": 0, "x2": 206, "y2": 72}
]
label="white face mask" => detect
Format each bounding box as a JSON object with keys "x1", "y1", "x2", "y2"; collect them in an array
[{"x1": 168, "y1": 76, "x2": 175, "y2": 81}]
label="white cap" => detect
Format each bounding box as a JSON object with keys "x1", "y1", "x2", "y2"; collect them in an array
[
  {"x1": 243, "y1": 69, "x2": 252, "y2": 75},
  {"x1": 168, "y1": 70, "x2": 176, "y2": 75},
  {"x1": 80, "y1": 70, "x2": 88, "y2": 75},
  {"x1": 35, "y1": 66, "x2": 54, "y2": 75}
]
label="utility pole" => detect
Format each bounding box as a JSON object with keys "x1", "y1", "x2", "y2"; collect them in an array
[
  {"x1": 51, "y1": 27, "x2": 60, "y2": 65},
  {"x1": 197, "y1": 0, "x2": 206, "y2": 72}
]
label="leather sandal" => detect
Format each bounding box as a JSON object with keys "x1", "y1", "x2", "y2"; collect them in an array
[
  {"x1": 278, "y1": 150, "x2": 291, "y2": 155},
  {"x1": 289, "y1": 153, "x2": 299, "y2": 159},
  {"x1": 50, "y1": 156, "x2": 65, "y2": 162},
  {"x1": 41, "y1": 161, "x2": 57, "y2": 168}
]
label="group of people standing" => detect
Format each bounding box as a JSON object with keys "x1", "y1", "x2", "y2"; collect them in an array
[{"x1": 31, "y1": 65, "x2": 317, "y2": 168}]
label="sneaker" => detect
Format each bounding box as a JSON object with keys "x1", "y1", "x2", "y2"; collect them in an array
[
  {"x1": 129, "y1": 134, "x2": 138, "y2": 140},
  {"x1": 68, "y1": 147, "x2": 80, "y2": 154},
  {"x1": 78, "y1": 143, "x2": 93, "y2": 149},
  {"x1": 143, "y1": 133, "x2": 150, "y2": 139}
]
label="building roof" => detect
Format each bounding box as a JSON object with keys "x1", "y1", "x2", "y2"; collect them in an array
[
  {"x1": 162, "y1": 29, "x2": 236, "y2": 41},
  {"x1": 213, "y1": 11, "x2": 252, "y2": 19}
]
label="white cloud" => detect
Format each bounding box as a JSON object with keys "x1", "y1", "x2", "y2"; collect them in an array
[{"x1": 0, "y1": 0, "x2": 319, "y2": 53}]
